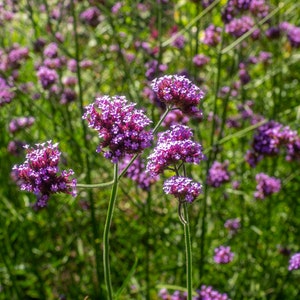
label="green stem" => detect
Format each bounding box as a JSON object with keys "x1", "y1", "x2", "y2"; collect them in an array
[
  {"x1": 103, "y1": 163, "x2": 119, "y2": 300},
  {"x1": 183, "y1": 203, "x2": 192, "y2": 300}
]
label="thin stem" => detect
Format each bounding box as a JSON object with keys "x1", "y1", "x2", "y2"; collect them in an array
[
  {"x1": 183, "y1": 203, "x2": 192, "y2": 300},
  {"x1": 76, "y1": 181, "x2": 114, "y2": 189},
  {"x1": 103, "y1": 163, "x2": 119, "y2": 300}
]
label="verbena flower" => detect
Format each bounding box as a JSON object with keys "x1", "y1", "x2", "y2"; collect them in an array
[
  {"x1": 246, "y1": 121, "x2": 300, "y2": 167},
  {"x1": 202, "y1": 24, "x2": 222, "y2": 47},
  {"x1": 163, "y1": 176, "x2": 202, "y2": 203},
  {"x1": 151, "y1": 75, "x2": 205, "y2": 118},
  {"x1": 12, "y1": 141, "x2": 77, "y2": 209},
  {"x1": 254, "y1": 173, "x2": 281, "y2": 200},
  {"x1": 207, "y1": 161, "x2": 230, "y2": 188},
  {"x1": 198, "y1": 285, "x2": 230, "y2": 300},
  {"x1": 161, "y1": 109, "x2": 189, "y2": 127},
  {"x1": 80, "y1": 6, "x2": 101, "y2": 27},
  {"x1": 225, "y1": 16, "x2": 255, "y2": 38},
  {"x1": 224, "y1": 218, "x2": 241, "y2": 235},
  {"x1": 214, "y1": 246, "x2": 234, "y2": 264},
  {"x1": 83, "y1": 95, "x2": 153, "y2": 163},
  {"x1": 37, "y1": 66, "x2": 58, "y2": 89},
  {"x1": 193, "y1": 54, "x2": 210, "y2": 68},
  {"x1": 119, "y1": 154, "x2": 159, "y2": 191},
  {"x1": 288, "y1": 253, "x2": 300, "y2": 271},
  {"x1": 146, "y1": 124, "x2": 204, "y2": 177},
  {"x1": 9, "y1": 116, "x2": 35, "y2": 134},
  {"x1": 0, "y1": 77, "x2": 15, "y2": 106}
]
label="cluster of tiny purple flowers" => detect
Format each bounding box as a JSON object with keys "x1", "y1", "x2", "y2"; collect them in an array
[
  {"x1": 9, "y1": 116, "x2": 35, "y2": 134},
  {"x1": 146, "y1": 124, "x2": 204, "y2": 177},
  {"x1": 12, "y1": 141, "x2": 77, "y2": 209},
  {"x1": 254, "y1": 173, "x2": 281, "y2": 200},
  {"x1": 224, "y1": 218, "x2": 241, "y2": 235},
  {"x1": 214, "y1": 246, "x2": 234, "y2": 264},
  {"x1": 207, "y1": 161, "x2": 231, "y2": 188},
  {"x1": 245, "y1": 121, "x2": 300, "y2": 167},
  {"x1": 83, "y1": 95, "x2": 153, "y2": 163},
  {"x1": 163, "y1": 176, "x2": 202, "y2": 203},
  {"x1": 158, "y1": 286, "x2": 230, "y2": 300},
  {"x1": 151, "y1": 75, "x2": 205, "y2": 118},
  {"x1": 288, "y1": 253, "x2": 300, "y2": 271}
]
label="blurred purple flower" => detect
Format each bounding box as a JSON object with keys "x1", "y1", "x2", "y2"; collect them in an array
[
  {"x1": 225, "y1": 16, "x2": 254, "y2": 38},
  {"x1": 9, "y1": 116, "x2": 35, "y2": 134},
  {"x1": 193, "y1": 54, "x2": 210, "y2": 68},
  {"x1": 214, "y1": 246, "x2": 234, "y2": 264},
  {"x1": 0, "y1": 77, "x2": 15, "y2": 106},
  {"x1": 207, "y1": 161, "x2": 230, "y2": 188},
  {"x1": 254, "y1": 173, "x2": 281, "y2": 200},
  {"x1": 198, "y1": 285, "x2": 230, "y2": 300},
  {"x1": 202, "y1": 25, "x2": 222, "y2": 46},
  {"x1": 288, "y1": 253, "x2": 300, "y2": 271},
  {"x1": 80, "y1": 6, "x2": 101, "y2": 27},
  {"x1": 37, "y1": 66, "x2": 58, "y2": 89},
  {"x1": 119, "y1": 154, "x2": 159, "y2": 191}
]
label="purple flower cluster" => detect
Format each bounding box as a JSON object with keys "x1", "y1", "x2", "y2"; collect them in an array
[
  {"x1": 225, "y1": 16, "x2": 254, "y2": 38},
  {"x1": 161, "y1": 109, "x2": 189, "y2": 127},
  {"x1": 159, "y1": 286, "x2": 230, "y2": 300},
  {"x1": 9, "y1": 116, "x2": 35, "y2": 134},
  {"x1": 224, "y1": 218, "x2": 241, "y2": 235},
  {"x1": 280, "y1": 22, "x2": 300, "y2": 48},
  {"x1": 145, "y1": 59, "x2": 168, "y2": 81},
  {"x1": 163, "y1": 176, "x2": 202, "y2": 203},
  {"x1": 37, "y1": 66, "x2": 58, "y2": 89},
  {"x1": 12, "y1": 141, "x2": 77, "y2": 209},
  {"x1": 119, "y1": 155, "x2": 159, "y2": 191},
  {"x1": 146, "y1": 124, "x2": 204, "y2": 177},
  {"x1": 80, "y1": 7, "x2": 101, "y2": 27},
  {"x1": 254, "y1": 173, "x2": 281, "y2": 200},
  {"x1": 222, "y1": 0, "x2": 268, "y2": 23},
  {"x1": 246, "y1": 121, "x2": 300, "y2": 167},
  {"x1": 214, "y1": 246, "x2": 234, "y2": 264},
  {"x1": 202, "y1": 25, "x2": 222, "y2": 47},
  {"x1": 288, "y1": 253, "x2": 300, "y2": 271},
  {"x1": 151, "y1": 75, "x2": 205, "y2": 118},
  {"x1": 198, "y1": 285, "x2": 230, "y2": 300},
  {"x1": 207, "y1": 161, "x2": 230, "y2": 188},
  {"x1": 0, "y1": 76, "x2": 14, "y2": 106},
  {"x1": 193, "y1": 54, "x2": 210, "y2": 68},
  {"x1": 83, "y1": 95, "x2": 153, "y2": 163}
]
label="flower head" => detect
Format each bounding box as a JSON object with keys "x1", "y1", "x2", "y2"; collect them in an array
[
  {"x1": 254, "y1": 173, "x2": 281, "y2": 200},
  {"x1": 83, "y1": 95, "x2": 153, "y2": 163},
  {"x1": 151, "y1": 75, "x2": 205, "y2": 118},
  {"x1": 198, "y1": 285, "x2": 230, "y2": 300},
  {"x1": 163, "y1": 176, "x2": 202, "y2": 203},
  {"x1": 37, "y1": 66, "x2": 58, "y2": 89},
  {"x1": 214, "y1": 246, "x2": 234, "y2": 264},
  {"x1": 12, "y1": 141, "x2": 77, "y2": 209},
  {"x1": 146, "y1": 124, "x2": 204, "y2": 177},
  {"x1": 288, "y1": 253, "x2": 300, "y2": 271},
  {"x1": 207, "y1": 161, "x2": 230, "y2": 188}
]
